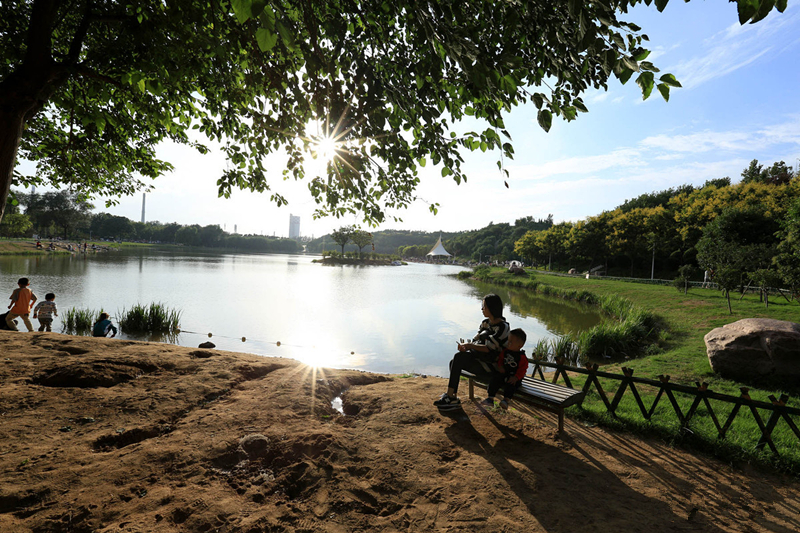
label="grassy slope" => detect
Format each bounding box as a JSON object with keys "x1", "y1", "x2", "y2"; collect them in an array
[
  {"x1": 481, "y1": 269, "x2": 800, "y2": 472},
  {"x1": 0, "y1": 240, "x2": 45, "y2": 255}
]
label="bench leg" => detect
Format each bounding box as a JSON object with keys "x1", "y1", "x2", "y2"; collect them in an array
[
  {"x1": 468, "y1": 378, "x2": 474, "y2": 400},
  {"x1": 558, "y1": 410, "x2": 564, "y2": 433}
]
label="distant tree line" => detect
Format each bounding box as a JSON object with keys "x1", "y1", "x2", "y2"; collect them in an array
[
  {"x1": 512, "y1": 160, "x2": 800, "y2": 290},
  {"x1": 306, "y1": 216, "x2": 554, "y2": 261},
  {"x1": 0, "y1": 189, "x2": 298, "y2": 253}
]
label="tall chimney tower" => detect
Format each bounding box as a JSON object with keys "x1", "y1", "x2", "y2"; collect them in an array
[{"x1": 141, "y1": 193, "x2": 146, "y2": 223}]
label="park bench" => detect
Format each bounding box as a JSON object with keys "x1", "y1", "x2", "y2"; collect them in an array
[{"x1": 463, "y1": 370, "x2": 585, "y2": 432}]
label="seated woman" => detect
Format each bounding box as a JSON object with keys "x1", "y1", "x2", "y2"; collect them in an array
[{"x1": 433, "y1": 293, "x2": 509, "y2": 410}]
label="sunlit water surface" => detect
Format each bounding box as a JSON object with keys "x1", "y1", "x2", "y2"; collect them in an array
[{"x1": 1, "y1": 249, "x2": 601, "y2": 377}]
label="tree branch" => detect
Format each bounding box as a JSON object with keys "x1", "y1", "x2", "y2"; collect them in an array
[{"x1": 74, "y1": 64, "x2": 123, "y2": 87}]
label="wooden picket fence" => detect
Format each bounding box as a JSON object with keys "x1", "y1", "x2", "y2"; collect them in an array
[{"x1": 530, "y1": 357, "x2": 800, "y2": 456}]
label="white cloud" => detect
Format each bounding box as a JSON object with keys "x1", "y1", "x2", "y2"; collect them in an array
[
  {"x1": 640, "y1": 131, "x2": 752, "y2": 153},
  {"x1": 640, "y1": 117, "x2": 800, "y2": 154},
  {"x1": 671, "y1": 7, "x2": 799, "y2": 89},
  {"x1": 508, "y1": 148, "x2": 644, "y2": 181}
]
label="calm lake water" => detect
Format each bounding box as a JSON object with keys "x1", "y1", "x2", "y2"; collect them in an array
[{"x1": 0, "y1": 248, "x2": 601, "y2": 377}]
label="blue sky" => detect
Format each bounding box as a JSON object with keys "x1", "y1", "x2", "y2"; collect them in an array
[{"x1": 85, "y1": 2, "x2": 800, "y2": 238}]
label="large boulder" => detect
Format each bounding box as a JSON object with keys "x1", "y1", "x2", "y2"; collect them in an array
[{"x1": 704, "y1": 318, "x2": 800, "y2": 383}]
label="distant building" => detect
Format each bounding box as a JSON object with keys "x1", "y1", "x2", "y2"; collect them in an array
[{"x1": 289, "y1": 214, "x2": 300, "y2": 239}]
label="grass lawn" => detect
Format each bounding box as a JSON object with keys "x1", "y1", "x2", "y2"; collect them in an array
[
  {"x1": 477, "y1": 268, "x2": 800, "y2": 473},
  {"x1": 0, "y1": 239, "x2": 50, "y2": 255}
]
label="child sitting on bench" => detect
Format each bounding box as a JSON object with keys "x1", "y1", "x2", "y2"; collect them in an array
[{"x1": 482, "y1": 328, "x2": 528, "y2": 410}]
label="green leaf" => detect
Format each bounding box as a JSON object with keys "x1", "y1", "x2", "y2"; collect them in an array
[
  {"x1": 659, "y1": 73, "x2": 682, "y2": 88},
  {"x1": 419, "y1": 158, "x2": 426, "y2": 168},
  {"x1": 573, "y1": 99, "x2": 588, "y2": 113},
  {"x1": 639, "y1": 61, "x2": 659, "y2": 73},
  {"x1": 751, "y1": 0, "x2": 775, "y2": 23},
  {"x1": 636, "y1": 72, "x2": 655, "y2": 100},
  {"x1": 231, "y1": 0, "x2": 254, "y2": 23},
  {"x1": 617, "y1": 67, "x2": 634, "y2": 85},
  {"x1": 776, "y1": 0, "x2": 788, "y2": 12},
  {"x1": 654, "y1": 0, "x2": 669, "y2": 12},
  {"x1": 632, "y1": 49, "x2": 651, "y2": 62},
  {"x1": 656, "y1": 83, "x2": 670, "y2": 102},
  {"x1": 537, "y1": 109, "x2": 552, "y2": 132},
  {"x1": 255, "y1": 28, "x2": 278, "y2": 52},
  {"x1": 621, "y1": 56, "x2": 639, "y2": 72},
  {"x1": 568, "y1": 0, "x2": 583, "y2": 18},
  {"x1": 737, "y1": 0, "x2": 759, "y2": 24},
  {"x1": 441, "y1": 167, "x2": 452, "y2": 177}
]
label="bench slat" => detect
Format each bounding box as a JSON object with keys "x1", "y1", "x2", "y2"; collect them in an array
[{"x1": 465, "y1": 373, "x2": 585, "y2": 408}]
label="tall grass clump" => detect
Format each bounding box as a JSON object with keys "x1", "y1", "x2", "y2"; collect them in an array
[
  {"x1": 531, "y1": 338, "x2": 550, "y2": 360},
  {"x1": 578, "y1": 307, "x2": 662, "y2": 359},
  {"x1": 63, "y1": 307, "x2": 101, "y2": 332},
  {"x1": 551, "y1": 334, "x2": 581, "y2": 365},
  {"x1": 118, "y1": 302, "x2": 182, "y2": 334}
]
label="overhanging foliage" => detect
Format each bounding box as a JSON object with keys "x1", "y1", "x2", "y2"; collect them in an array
[{"x1": 0, "y1": 0, "x2": 787, "y2": 224}]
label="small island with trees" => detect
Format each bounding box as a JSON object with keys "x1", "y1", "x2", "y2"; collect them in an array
[{"x1": 312, "y1": 225, "x2": 404, "y2": 265}]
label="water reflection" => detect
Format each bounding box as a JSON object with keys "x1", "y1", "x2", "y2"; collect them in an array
[
  {"x1": 469, "y1": 280, "x2": 602, "y2": 335},
  {"x1": 1, "y1": 250, "x2": 603, "y2": 377}
]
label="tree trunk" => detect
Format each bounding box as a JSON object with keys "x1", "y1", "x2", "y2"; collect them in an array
[
  {"x1": 0, "y1": 0, "x2": 70, "y2": 224},
  {"x1": 726, "y1": 290, "x2": 732, "y2": 314},
  {"x1": 0, "y1": 108, "x2": 27, "y2": 224}
]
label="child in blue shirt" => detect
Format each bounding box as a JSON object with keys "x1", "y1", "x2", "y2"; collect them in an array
[{"x1": 92, "y1": 313, "x2": 117, "y2": 338}]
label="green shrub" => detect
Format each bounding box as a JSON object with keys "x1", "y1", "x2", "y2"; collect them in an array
[
  {"x1": 63, "y1": 307, "x2": 102, "y2": 332},
  {"x1": 551, "y1": 334, "x2": 581, "y2": 365},
  {"x1": 473, "y1": 265, "x2": 491, "y2": 278},
  {"x1": 531, "y1": 338, "x2": 550, "y2": 359},
  {"x1": 117, "y1": 302, "x2": 181, "y2": 334}
]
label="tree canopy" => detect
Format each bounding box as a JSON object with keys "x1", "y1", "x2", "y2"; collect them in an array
[{"x1": 0, "y1": 0, "x2": 787, "y2": 225}]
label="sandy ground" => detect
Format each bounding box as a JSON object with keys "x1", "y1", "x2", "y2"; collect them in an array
[{"x1": 1, "y1": 331, "x2": 799, "y2": 533}]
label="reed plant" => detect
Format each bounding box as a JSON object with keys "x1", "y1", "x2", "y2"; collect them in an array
[
  {"x1": 117, "y1": 302, "x2": 181, "y2": 334},
  {"x1": 63, "y1": 307, "x2": 101, "y2": 332},
  {"x1": 531, "y1": 338, "x2": 550, "y2": 360},
  {"x1": 551, "y1": 334, "x2": 581, "y2": 365}
]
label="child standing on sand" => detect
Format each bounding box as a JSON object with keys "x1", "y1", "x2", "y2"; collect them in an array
[
  {"x1": 7, "y1": 278, "x2": 37, "y2": 332},
  {"x1": 33, "y1": 293, "x2": 58, "y2": 332},
  {"x1": 92, "y1": 312, "x2": 117, "y2": 338},
  {"x1": 481, "y1": 328, "x2": 528, "y2": 410}
]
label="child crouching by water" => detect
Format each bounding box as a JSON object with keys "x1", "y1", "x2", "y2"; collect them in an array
[
  {"x1": 92, "y1": 312, "x2": 117, "y2": 338},
  {"x1": 482, "y1": 328, "x2": 528, "y2": 410}
]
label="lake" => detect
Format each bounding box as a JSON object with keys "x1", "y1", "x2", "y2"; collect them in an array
[{"x1": 0, "y1": 248, "x2": 601, "y2": 377}]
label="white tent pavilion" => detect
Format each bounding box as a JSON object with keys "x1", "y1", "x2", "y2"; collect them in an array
[{"x1": 426, "y1": 236, "x2": 452, "y2": 261}]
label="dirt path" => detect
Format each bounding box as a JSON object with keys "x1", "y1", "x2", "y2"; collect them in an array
[{"x1": 1, "y1": 332, "x2": 798, "y2": 532}]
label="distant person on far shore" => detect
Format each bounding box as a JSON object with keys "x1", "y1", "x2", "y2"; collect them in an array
[
  {"x1": 702, "y1": 269, "x2": 715, "y2": 289},
  {"x1": 7, "y1": 278, "x2": 37, "y2": 332},
  {"x1": 33, "y1": 293, "x2": 58, "y2": 332},
  {"x1": 92, "y1": 312, "x2": 117, "y2": 338}
]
